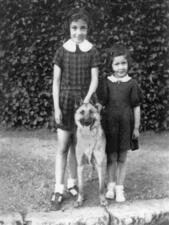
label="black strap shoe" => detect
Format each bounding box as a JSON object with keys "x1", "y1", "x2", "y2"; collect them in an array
[{"x1": 50, "y1": 192, "x2": 63, "y2": 211}]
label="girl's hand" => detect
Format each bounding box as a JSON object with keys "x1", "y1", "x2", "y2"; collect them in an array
[
  {"x1": 132, "y1": 128, "x2": 140, "y2": 139},
  {"x1": 54, "y1": 107, "x2": 62, "y2": 124}
]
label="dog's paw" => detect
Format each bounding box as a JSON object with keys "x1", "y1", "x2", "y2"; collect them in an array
[
  {"x1": 100, "y1": 196, "x2": 108, "y2": 207},
  {"x1": 74, "y1": 195, "x2": 85, "y2": 208},
  {"x1": 74, "y1": 200, "x2": 84, "y2": 208}
]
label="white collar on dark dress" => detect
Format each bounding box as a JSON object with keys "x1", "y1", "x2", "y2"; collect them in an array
[
  {"x1": 108, "y1": 74, "x2": 131, "y2": 83},
  {"x1": 63, "y1": 39, "x2": 93, "y2": 52}
]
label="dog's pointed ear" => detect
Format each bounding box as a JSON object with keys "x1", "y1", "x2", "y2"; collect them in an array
[
  {"x1": 74, "y1": 96, "x2": 81, "y2": 110},
  {"x1": 90, "y1": 93, "x2": 98, "y2": 105},
  {"x1": 80, "y1": 98, "x2": 84, "y2": 105},
  {"x1": 74, "y1": 96, "x2": 84, "y2": 110},
  {"x1": 95, "y1": 102, "x2": 103, "y2": 113}
]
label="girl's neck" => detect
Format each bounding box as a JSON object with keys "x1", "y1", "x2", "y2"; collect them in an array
[
  {"x1": 71, "y1": 38, "x2": 86, "y2": 45},
  {"x1": 113, "y1": 74, "x2": 128, "y2": 79},
  {"x1": 108, "y1": 74, "x2": 131, "y2": 83}
]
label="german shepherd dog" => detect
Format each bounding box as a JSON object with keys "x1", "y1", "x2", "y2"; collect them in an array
[{"x1": 74, "y1": 102, "x2": 107, "y2": 207}]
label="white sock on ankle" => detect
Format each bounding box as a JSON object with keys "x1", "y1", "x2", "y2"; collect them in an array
[
  {"x1": 107, "y1": 182, "x2": 116, "y2": 190},
  {"x1": 115, "y1": 185, "x2": 125, "y2": 202},
  {"x1": 67, "y1": 178, "x2": 77, "y2": 189},
  {"x1": 54, "y1": 184, "x2": 64, "y2": 194}
]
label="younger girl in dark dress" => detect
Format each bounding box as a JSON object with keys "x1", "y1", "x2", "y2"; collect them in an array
[{"x1": 98, "y1": 44, "x2": 141, "y2": 202}]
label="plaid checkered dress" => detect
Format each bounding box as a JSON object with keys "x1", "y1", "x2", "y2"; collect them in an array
[{"x1": 53, "y1": 44, "x2": 100, "y2": 131}]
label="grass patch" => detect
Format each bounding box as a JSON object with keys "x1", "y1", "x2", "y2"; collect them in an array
[{"x1": 0, "y1": 128, "x2": 169, "y2": 213}]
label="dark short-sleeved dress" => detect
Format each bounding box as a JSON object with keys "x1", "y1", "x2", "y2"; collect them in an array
[
  {"x1": 98, "y1": 77, "x2": 141, "y2": 154},
  {"x1": 53, "y1": 42, "x2": 100, "y2": 131}
]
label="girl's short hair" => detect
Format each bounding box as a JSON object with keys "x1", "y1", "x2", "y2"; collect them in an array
[
  {"x1": 69, "y1": 8, "x2": 90, "y2": 27},
  {"x1": 64, "y1": 8, "x2": 93, "y2": 36},
  {"x1": 109, "y1": 44, "x2": 132, "y2": 67}
]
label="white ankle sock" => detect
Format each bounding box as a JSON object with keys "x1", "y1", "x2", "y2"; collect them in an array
[
  {"x1": 106, "y1": 182, "x2": 115, "y2": 199},
  {"x1": 115, "y1": 185, "x2": 124, "y2": 190},
  {"x1": 67, "y1": 178, "x2": 77, "y2": 189},
  {"x1": 54, "y1": 184, "x2": 64, "y2": 194},
  {"x1": 107, "y1": 182, "x2": 116, "y2": 190},
  {"x1": 115, "y1": 185, "x2": 125, "y2": 202}
]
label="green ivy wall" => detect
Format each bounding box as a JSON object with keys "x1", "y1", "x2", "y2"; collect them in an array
[{"x1": 0, "y1": 0, "x2": 169, "y2": 130}]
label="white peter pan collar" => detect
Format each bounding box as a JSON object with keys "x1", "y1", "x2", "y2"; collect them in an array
[
  {"x1": 108, "y1": 74, "x2": 131, "y2": 83},
  {"x1": 63, "y1": 39, "x2": 93, "y2": 52}
]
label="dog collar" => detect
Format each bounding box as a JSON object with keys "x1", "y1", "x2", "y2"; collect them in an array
[
  {"x1": 63, "y1": 39, "x2": 93, "y2": 52},
  {"x1": 108, "y1": 75, "x2": 131, "y2": 83}
]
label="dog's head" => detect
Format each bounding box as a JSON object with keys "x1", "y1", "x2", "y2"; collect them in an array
[{"x1": 74, "y1": 102, "x2": 102, "y2": 130}]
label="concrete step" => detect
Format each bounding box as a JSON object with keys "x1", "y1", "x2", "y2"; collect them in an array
[{"x1": 0, "y1": 198, "x2": 169, "y2": 225}]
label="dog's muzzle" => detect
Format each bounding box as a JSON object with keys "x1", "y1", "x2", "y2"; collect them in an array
[{"x1": 79, "y1": 118, "x2": 96, "y2": 127}]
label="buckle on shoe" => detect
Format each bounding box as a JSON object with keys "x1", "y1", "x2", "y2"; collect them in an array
[{"x1": 67, "y1": 186, "x2": 78, "y2": 196}]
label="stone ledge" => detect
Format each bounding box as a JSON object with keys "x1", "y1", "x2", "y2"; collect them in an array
[
  {"x1": 0, "y1": 198, "x2": 169, "y2": 225},
  {"x1": 25, "y1": 207, "x2": 109, "y2": 225},
  {"x1": 0, "y1": 212, "x2": 23, "y2": 225},
  {"x1": 108, "y1": 198, "x2": 169, "y2": 225}
]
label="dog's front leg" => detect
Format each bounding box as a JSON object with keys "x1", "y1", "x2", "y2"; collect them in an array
[
  {"x1": 74, "y1": 164, "x2": 84, "y2": 208},
  {"x1": 96, "y1": 162, "x2": 108, "y2": 206}
]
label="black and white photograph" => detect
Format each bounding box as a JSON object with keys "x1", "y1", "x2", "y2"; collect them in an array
[{"x1": 0, "y1": 0, "x2": 169, "y2": 224}]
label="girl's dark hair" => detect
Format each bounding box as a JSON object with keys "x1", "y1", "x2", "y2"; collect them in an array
[
  {"x1": 64, "y1": 8, "x2": 93, "y2": 37},
  {"x1": 109, "y1": 44, "x2": 132, "y2": 67},
  {"x1": 69, "y1": 8, "x2": 90, "y2": 26}
]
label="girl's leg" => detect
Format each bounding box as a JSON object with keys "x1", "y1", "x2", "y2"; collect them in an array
[
  {"x1": 107, "y1": 152, "x2": 117, "y2": 183},
  {"x1": 55, "y1": 128, "x2": 71, "y2": 186},
  {"x1": 106, "y1": 152, "x2": 117, "y2": 199},
  {"x1": 67, "y1": 140, "x2": 78, "y2": 196},
  {"x1": 51, "y1": 128, "x2": 71, "y2": 210},
  {"x1": 115, "y1": 151, "x2": 128, "y2": 202},
  {"x1": 116, "y1": 151, "x2": 128, "y2": 185}
]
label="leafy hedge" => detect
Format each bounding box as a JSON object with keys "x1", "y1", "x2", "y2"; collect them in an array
[{"x1": 0, "y1": 0, "x2": 169, "y2": 130}]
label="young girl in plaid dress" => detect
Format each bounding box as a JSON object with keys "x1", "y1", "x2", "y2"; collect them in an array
[{"x1": 51, "y1": 8, "x2": 100, "y2": 210}]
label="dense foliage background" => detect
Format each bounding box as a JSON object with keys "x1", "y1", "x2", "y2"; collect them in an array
[{"x1": 0, "y1": 0, "x2": 169, "y2": 130}]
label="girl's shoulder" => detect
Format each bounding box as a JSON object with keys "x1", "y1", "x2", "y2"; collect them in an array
[
  {"x1": 54, "y1": 45, "x2": 64, "y2": 55},
  {"x1": 91, "y1": 44, "x2": 99, "y2": 53},
  {"x1": 125, "y1": 78, "x2": 140, "y2": 89},
  {"x1": 99, "y1": 75, "x2": 109, "y2": 87},
  {"x1": 129, "y1": 77, "x2": 139, "y2": 85}
]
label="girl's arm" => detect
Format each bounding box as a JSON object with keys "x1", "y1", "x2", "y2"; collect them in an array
[
  {"x1": 83, "y1": 67, "x2": 99, "y2": 103},
  {"x1": 133, "y1": 105, "x2": 141, "y2": 139},
  {"x1": 53, "y1": 64, "x2": 62, "y2": 124}
]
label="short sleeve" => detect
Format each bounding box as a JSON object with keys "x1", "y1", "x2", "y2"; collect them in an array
[
  {"x1": 53, "y1": 46, "x2": 64, "y2": 68},
  {"x1": 130, "y1": 80, "x2": 141, "y2": 107},
  {"x1": 90, "y1": 47, "x2": 100, "y2": 68}
]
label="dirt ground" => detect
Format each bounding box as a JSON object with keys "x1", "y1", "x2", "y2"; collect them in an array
[{"x1": 0, "y1": 128, "x2": 169, "y2": 213}]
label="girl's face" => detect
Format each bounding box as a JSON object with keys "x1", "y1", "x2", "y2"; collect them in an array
[
  {"x1": 112, "y1": 55, "x2": 128, "y2": 78},
  {"x1": 70, "y1": 19, "x2": 88, "y2": 44}
]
